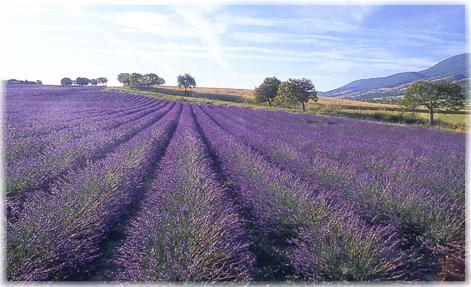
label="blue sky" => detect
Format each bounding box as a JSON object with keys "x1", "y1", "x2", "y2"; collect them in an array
[{"x1": 3, "y1": 4, "x2": 467, "y2": 91}]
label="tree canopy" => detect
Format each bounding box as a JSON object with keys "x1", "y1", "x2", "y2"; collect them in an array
[
  {"x1": 75, "y1": 77, "x2": 90, "y2": 86},
  {"x1": 97, "y1": 77, "x2": 108, "y2": 85},
  {"x1": 61, "y1": 78, "x2": 73, "y2": 86},
  {"x1": 276, "y1": 78, "x2": 317, "y2": 112},
  {"x1": 177, "y1": 74, "x2": 196, "y2": 92},
  {"x1": 130, "y1": 73, "x2": 144, "y2": 87},
  {"x1": 7, "y1": 79, "x2": 42, "y2": 85},
  {"x1": 255, "y1": 77, "x2": 281, "y2": 107},
  {"x1": 61, "y1": 77, "x2": 107, "y2": 86},
  {"x1": 118, "y1": 73, "x2": 165, "y2": 88},
  {"x1": 143, "y1": 73, "x2": 165, "y2": 86},
  {"x1": 401, "y1": 80, "x2": 466, "y2": 125},
  {"x1": 118, "y1": 73, "x2": 132, "y2": 86}
]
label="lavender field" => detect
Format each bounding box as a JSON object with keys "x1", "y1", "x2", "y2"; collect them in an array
[{"x1": 5, "y1": 85, "x2": 465, "y2": 282}]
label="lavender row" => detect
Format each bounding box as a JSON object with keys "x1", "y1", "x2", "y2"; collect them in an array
[
  {"x1": 5, "y1": 86, "x2": 148, "y2": 112},
  {"x1": 212, "y1": 105, "x2": 465, "y2": 275},
  {"x1": 113, "y1": 104, "x2": 254, "y2": 281},
  {"x1": 5, "y1": 87, "x2": 141, "y2": 118},
  {"x1": 6, "y1": 100, "x2": 167, "y2": 163},
  {"x1": 217, "y1": 104, "x2": 465, "y2": 204},
  {"x1": 6, "y1": 89, "x2": 159, "y2": 139},
  {"x1": 5, "y1": 87, "x2": 156, "y2": 134},
  {"x1": 213, "y1": 104, "x2": 464, "y2": 204},
  {"x1": 7, "y1": 103, "x2": 182, "y2": 281},
  {"x1": 192, "y1": 104, "x2": 407, "y2": 281},
  {"x1": 202, "y1": 104, "x2": 464, "y2": 275},
  {"x1": 6, "y1": 102, "x2": 175, "y2": 215},
  {"x1": 208, "y1": 104, "x2": 464, "y2": 208}
]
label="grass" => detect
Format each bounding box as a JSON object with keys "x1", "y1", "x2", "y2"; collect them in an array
[
  {"x1": 154, "y1": 85, "x2": 254, "y2": 100},
  {"x1": 308, "y1": 105, "x2": 467, "y2": 132},
  {"x1": 110, "y1": 87, "x2": 467, "y2": 133}
]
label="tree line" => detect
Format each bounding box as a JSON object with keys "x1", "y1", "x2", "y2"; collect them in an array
[
  {"x1": 255, "y1": 76, "x2": 466, "y2": 120},
  {"x1": 117, "y1": 73, "x2": 165, "y2": 88},
  {"x1": 7, "y1": 79, "x2": 42, "y2": 85},
  {"x1": 117, "y1": 73, "x2": 196, "y2": 93},
  {"x1": 61, "y1": 77, "x2": 108, "y2": 86},
  {"x1": 255, "y1": 77, "x2": 317, "y2": 112}
]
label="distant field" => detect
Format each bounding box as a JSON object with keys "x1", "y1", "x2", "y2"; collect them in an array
[
  {"x1": 125, "y1": 86, "x2": 468, "y2": 132},
  {"x1": 147, "y1": 85, "x2": 254, "y2": 103},
  {"x1": 316, "y1": 97, "x2": 398, "y2": 109},
  {"x1": 156, "y1": 85, "x2": 255, "y2": 99}
]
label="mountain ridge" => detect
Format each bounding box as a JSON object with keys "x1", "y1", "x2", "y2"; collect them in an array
[{"x1": 321, "y1": 53, "x2": 469, "y2": 100}]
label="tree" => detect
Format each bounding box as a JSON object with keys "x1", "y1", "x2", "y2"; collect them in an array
[
  {"x1": 143, "y1": 73, "x2": 165, "y2": 87},
  {"x1": 156, "y1": 76, "x2": 165, "y2": 86},
  {"x1": 130, "y1": 73, "x2": 144, "y2": 87},
  {"x1": 75, "y1": 77, "x2": 90, "y2": 86},
  {"x1": 61, "y1": 77, "x2": 73, "y2": 86},
  {"x1": 90, "y1": 79, "x2": 98, "y2": 86},
  {"x1": 177, "y1": 73, "x2": 196, "y2": 93},
  {"x1": 402, "y1": 81, "x2": 465, "y2": 125},
  {"x1": 83, "y1": 78, "x2": 91, "y2": 86},
  {"x1": 255, "y1": 77, "x2": 281, "y2": 107},
  {"x1": 97, "y1": 77, "x2": 108, "y2": 86},
  {"x1": 7, "y1": 79, "x2": 40, "y2": 84},
  {"x1": 276, "y1": 78, "x2": 317, "y2": 112},
  {"x1": 117, "y1": 73, "x2": 131, "y2": 86}
]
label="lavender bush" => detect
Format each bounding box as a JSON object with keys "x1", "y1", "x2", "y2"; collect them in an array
[
  {"x1": 114, "y1": 105, "x2": 254, "y2": 281},
  {"x1": 7, "y1": 102, "x2": 181, "y2": 280}
]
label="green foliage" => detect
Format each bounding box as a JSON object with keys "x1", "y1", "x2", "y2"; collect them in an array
[
  {"x1": 62, "y1": 77, "x2": 106, "y2": 86},
  {"x1": 117, "y1": 73, "x2": 164, "y2": 88},
  {"x1": 75, "y1": 77, "x2": 90, "y2": 86},
  {"x1": 117, "y1": 73, "x2": 131, "y2": 86},
  {"x1": 130, "y1": 73, "x2": 144, "y2": 87},
  {"x1": 7, "y1": 79, "x2": 41, "y2": 85},
  {"x1": 97, "y1": 77, "x2": 108, "y2": 85},
  {"x1": 142, "y1": 73, "x2": 165, "y2": 86},
  {"x1": 402, "y1": 81, "x2": 465, "y2": 111},
  {"x1": 177, "y1": 74, "x2": 196, "y2": 92},
  {"x1": 61, "y1": 78, "x2": 73, "y2": 86},
  {"x1": 255, "y1": 77, "x2": 281, "y2": 107},
  {"x1": 275, "y1": 78, "x2": 317, "y2": 111},
  {"x1": 401, "y1": 80, "x2": 465, "y2": 124}
]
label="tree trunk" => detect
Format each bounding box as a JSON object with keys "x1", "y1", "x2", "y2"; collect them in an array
[
  {"x1": 429, "y1": 109, "x2": 434, "y2": 125},
  {"x1": 268, "y1": 99, "x2": 272, "y2": 107},
  {"x1": 302, "y1": 102, "x2": 306, "y2": 112}
]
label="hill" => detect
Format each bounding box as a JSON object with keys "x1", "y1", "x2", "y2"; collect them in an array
[{"x1": 321, "y1": 53, "x2": 469, "y2": 100}]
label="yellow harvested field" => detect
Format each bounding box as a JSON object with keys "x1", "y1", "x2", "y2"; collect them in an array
[
  {"x1": 157, "y1": 85, "x2": 255, "y2": 99},
  {"x1": 315, "y1": 97, "x2": 398, "y2": 109}
]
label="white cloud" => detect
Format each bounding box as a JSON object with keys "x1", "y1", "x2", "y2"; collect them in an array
[
  {"x1": 172, "y1": 6, "x2": 231, "y2": 69},
  {"x1": 102, "y1": 11, "x2": 194, "y2": 38},
  {"x1": 230, "y1": 31, "x2": 347, "y2": 44}
]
